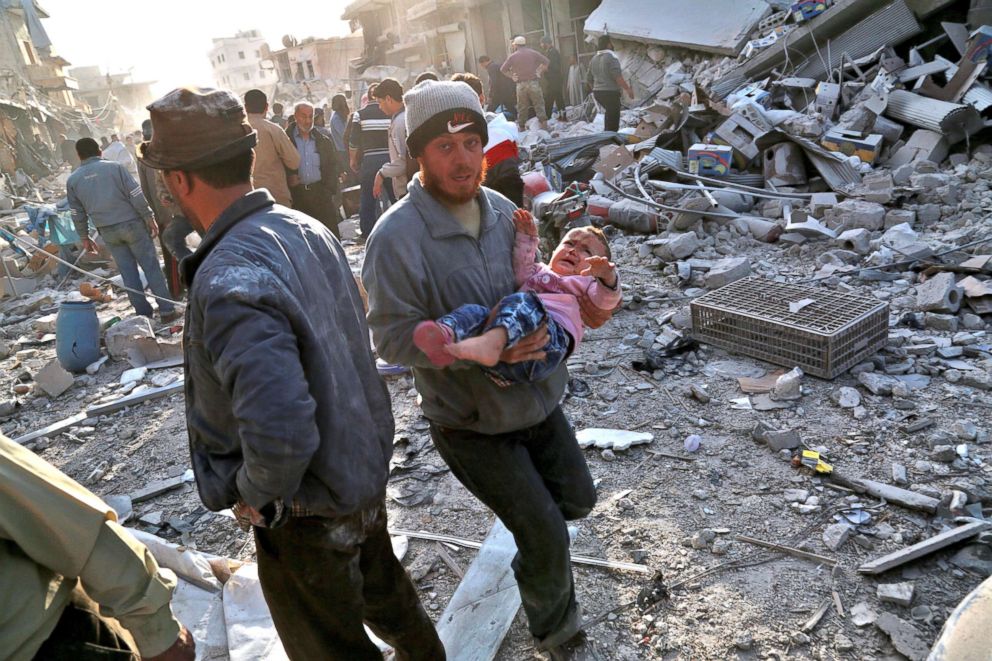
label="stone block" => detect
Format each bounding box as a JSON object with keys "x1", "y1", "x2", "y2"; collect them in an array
[
  {"x1": 104, "y1": 316, "x2": 156, "y2": 361},
  {"x1": 836, "y1": 228, "x2": 871, "y2": 254},
  {"x1": 823, "y1": 523, "x2": 852, "y2": 551},
  {"x1": 34, "y1": 360, "x2": 74, "y2": 398},
  {"x1": 916, "y1": 272, "x2": 962, "y2": 313},
  {"x1": 825, "y1": 199, "x2": 886, "y2": 231},
  {"x1": 808, "y1": 192, "x2": 837, "y2": 218},
  {"x1": 885, "y1": 208, "x2": 916, "y2": 229},
  {"x1": 704, "y1": 257, "x2": 750, "y2": 290},
  {"x1": 877, "y1": 582, "x2": 914, "y2": 607},
  {"x1": 652, "y1": 231, "x2": 699, "y2": 261}
]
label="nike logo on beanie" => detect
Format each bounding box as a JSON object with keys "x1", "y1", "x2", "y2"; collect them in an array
[{"x1": 447, "y1": 121, "x2": 474, "y2": 133}]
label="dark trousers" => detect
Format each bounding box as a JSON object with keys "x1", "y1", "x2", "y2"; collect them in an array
[
  {"x1": 429, "y1": 407, "x2": 595, "y2": 645},
  {"x1": 483, "y1": 157, "x2": 524, "y2": 207},
  {"x1": 359, "y1": 153, "x2": 392, "y2": 238},
  {"x1": 440, "y1": 292, "x2": 571, "y2": 386},
  {"x1": 34, "y1": 585, "x2": 138, "y2": 660},
  {"x1": 254, "y1": 502, "x2": 445, "y2": 661},
  {"x1": 544, "y1": 78, "x2": 565, "y2": 118},
  {"x1": 161, "y1": 215, "x2": 194, "y2": 262},
  {"x1": 292, "y1": 183, "x2": 341, "y2": 238},
  {"x1": 594, "y1": 90, "x2": 622, "y2": 133}
]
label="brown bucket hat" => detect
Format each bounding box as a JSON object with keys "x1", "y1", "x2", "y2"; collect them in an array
[{"x1": 137, "y1": 87, "x2": 257, "y2": 171}]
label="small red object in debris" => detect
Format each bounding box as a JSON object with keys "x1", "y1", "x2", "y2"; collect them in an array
[{"x1": 522, "y1": 171, "x2": 551, "y2": 199}]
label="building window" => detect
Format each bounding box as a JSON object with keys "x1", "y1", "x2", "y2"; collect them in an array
[
  {"x1": 306, "y1": 61, "x2": 315, "y2": 78},
  {"x1": 22, "y1": 41, "x2": 36, "y2": 65},
  {"x1": 255, "y1": 50, "x2": 261, "y2": 58},
  {"x1": 244, "y1": 72, "x2": 251, "y2": 81},
  {"x1": 239, "y1": 51, "x2": 245, "y2": 60},
  {"x1": 295, "y1": 62, "x2": 304, "y2": 80}
]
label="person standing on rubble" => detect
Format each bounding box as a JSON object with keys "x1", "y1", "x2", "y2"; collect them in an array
[
  {"x1": 540, "y1": 36, "x2": 565, "y2": 121},
  {"x1": 452, "y1": 72, "x2": 525, "y2": 206},
  {"x1": 59, "y1": 134, "x2": 80, "y2": 169},
  {"x1": 0, "y1": 432, "x2": 196, "y2": 661},
  {"x1": 364, "y1": 80, "x2": 616, "y2": 660},
  {"x1": 67, "y1": 137, "x2": 179, "y2": 323},
  {"x1": 104, "y1": 133, "x2": 139, "y2": 178},
  {"x1": 587, "y1": 35, "x2": 634, "y2": 133},
  {"x1": 137, "y1": 119, "x2": 193, "y2": 297},
  {"x1": 501, "y1": 36, "x2": 550, "y2": 132},
  {"x1": 287, "y1": 101, "x2": 343, "y2": 237},
  {"x1": 349, "y1": 82, "x2": 392, "y2": 238},
  {"x1": 139, "y1": 87, "x2": 444, "y2": 661},
  {"x1": 243, "y1": 89, "x2": 300, "y2": 208},
  {"x1": 477, "y1": 55, "x2": 516, "y2": 117},
  {"x1": 372, "y1": 78, "x2": 409, "y2": 202}
]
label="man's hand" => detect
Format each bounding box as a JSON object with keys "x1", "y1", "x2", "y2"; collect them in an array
[
  {"x1": 579, "y1": 295, "x2": 618, "y2": 329},
  {"x1": 146, "y1": 219, "x2": 159, "y2": 239},
  {"x1": 581, "y1": 255, "x2": 617, "y2": 287},
  {"x1": 146, "y1": 625, "x2": 195, "y2": 661},
  {"x1": 287, "y1": 174, "x2": 300, "y2": 188},
  {"x1": 350, "y1": 156, "x2": 360, "y2": 173},
  {"x1": 83, "y1": 238, "x2": 99, "y2": 254},
  {"x1": 499, "y1": 324, "x2": 547, "y2": 363},
  {"x1": 372, "y1": 172, "x2": 383, "y2": 198},
  {"x1": 512, "y1": 208, "x2": 537, "y2": 236}
]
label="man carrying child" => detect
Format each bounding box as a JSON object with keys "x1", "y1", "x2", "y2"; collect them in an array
[{"x1": 363, "y1": 80, "x2": 618, "y2": 660}]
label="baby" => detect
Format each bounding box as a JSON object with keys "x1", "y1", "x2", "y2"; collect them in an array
[{"x1": 414, "y1": 209, "x2": 621, "y2": 385}]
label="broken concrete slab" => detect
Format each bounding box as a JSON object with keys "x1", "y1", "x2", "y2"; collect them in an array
[
  {"x1": 837, "y1": 228, "x2": 871, "y2": 254},
  {"x1": 916, "y1": 272, "x2": 963, "y2": 313},
  {"x1": 825, "y1": 199, "x2": 886, "y2": 231},
  {"x1": 104, "y1": 316, "x2": 156, "y2": 361},
  {"x1": 875, "y1": 612, "x2": 929, "y2": 661},
  {"x1": 823, "y1": 523, "x2": 852, "y2": 551},
  {"x1": 859, "y1": 521, "x2": 991, "y2": 574},
  {"x1": 751, "y1": 422, "x2": 801, "y2": 451},
  {"x1": 576, "y1": 428, "x2": 653, "y2": 451},
  {"x1": 34, "y1": 360, "x2": 74, "y2": 398},
  {"x1": 584, "y1": 0, "x2": 771, "y2": 56},
  {"x1": 704, "y1": 257, "x2": 750, "y2": 290}
]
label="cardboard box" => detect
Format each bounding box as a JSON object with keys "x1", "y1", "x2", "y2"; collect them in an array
[
  {"x1": 688, "y1": 144, "x2": 733, "y2": 176},
  {"x1": 792, "y1": 1, "x2": 827, "y2": 22},
  {"x1": 821, "y1": 128, "x2": 883, "y2": 164}
]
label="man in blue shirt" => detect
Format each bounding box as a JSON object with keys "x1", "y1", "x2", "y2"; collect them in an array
[
  {"x1": 287, "y1": 102, "x2": 342, "y2": 237},
  {"x1": 67, "y1": 138, "x2": 178, "y2": 322}
]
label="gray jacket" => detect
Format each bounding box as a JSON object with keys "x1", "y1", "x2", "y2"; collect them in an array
[
  {"x1": 363, "y1": 177, "x2": 567, "y2": 434},
  {"x1": 181, "y1": 190, "x2": 394, "y2": 516},
  {"x1": 66, "y1": 156, "x2": 151, "y2": 238}
]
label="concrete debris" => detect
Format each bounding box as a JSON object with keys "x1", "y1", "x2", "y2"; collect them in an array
[
  {"x1": 916, "y1": 272, "x2": 964, "y2": 313},
  {"x1": 875, "y1": 612, "x2": 930, "y2": 661},
  {"x1": 33, "y1": 360, "x2": 74, "y2": 398},
  {"x1": 703, "y1": 257, "x2": 750, "y2": 290},
  {"x1": 878, "y1": 582, "x2": 915, "y2": 607},
  {"x1": 823, "y1": 523, "x2": 853, "y2": 552}
]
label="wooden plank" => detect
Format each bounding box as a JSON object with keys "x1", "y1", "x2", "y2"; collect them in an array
[
  {"x1": 87, "y1": 381, "x2": 184, "y2": 416},
  {"x1": 831, "y1": 474, "x2": 939, "y2": 514},
  {"x1": 735, "y1": 535, "x2": 838, "y2": 566},
  {"x1": 389, "y1": 528, "x2": 650, "y2": 574},
  {"x1": 129, "y1": 474, "x2": 188, "y2": 503},
  {"x1": 13, "y1": 380, "x2": 184, "y2": 446},
  {"x1": 12, "y1": 411, "x2": 89, "y2": 445},
  {"x1": 858, "y1": 521, "x2": 991, "y2": 574},
  {"x1": 436, "y1": 519, "x2": 521, "y2": 661}
]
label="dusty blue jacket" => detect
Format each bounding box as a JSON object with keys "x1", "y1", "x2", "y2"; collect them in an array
[
  {"x1": 66, "y1": 157, "x2": 151, "y2": 238},
  {"x1": 363, "y1": 177, "x2": 567, "y2": 434},
  {"x1": 181, "y1": 190, "x2": 393, "y2": 515}
]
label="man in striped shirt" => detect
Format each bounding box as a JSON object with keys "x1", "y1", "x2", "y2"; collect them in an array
[
  {"x1": 349, "y1": 83, "x2": 393, "y2": 238},
  {"x1": 67, "y1": 137, "x2": 178, "y2": 322}
]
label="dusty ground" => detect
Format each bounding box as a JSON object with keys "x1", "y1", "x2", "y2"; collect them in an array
[{"x1": 3, "y1": 219, "x2": 990, "y2": 661}]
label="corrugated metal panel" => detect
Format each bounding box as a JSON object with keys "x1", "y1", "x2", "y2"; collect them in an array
[
  {"x1": 884, "y1": 90, "x2": 984, "y2": 143},
  {"x1": 794, "y1": 1, "x2": 921, "y2": 81},
  {"x1": 710, "y1": 72, "x2": 747, "y2": 101},
  {"x1": 963, "y1": 84, "x2": 992, "y2": 114},
  {"x1": 789, "y1": 135, "x2": 862, "y2": 192}
]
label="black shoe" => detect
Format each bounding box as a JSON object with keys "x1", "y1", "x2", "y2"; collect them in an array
[{"x1": 546, "y1": 631, "x2": 605, "y2": 661}]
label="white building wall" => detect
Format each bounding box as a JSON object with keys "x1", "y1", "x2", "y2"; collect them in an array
[{"x1": 208, "y1": 30, "x2": 276, "y2": 96}]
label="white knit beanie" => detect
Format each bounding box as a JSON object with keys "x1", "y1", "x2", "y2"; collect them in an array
[{"x1": 404, "y1": 80, "x2": 488, "y2": 156}]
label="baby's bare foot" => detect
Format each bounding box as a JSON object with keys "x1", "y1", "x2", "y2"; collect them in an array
[{"x1": 444, "y1": 327, "x2": 508, "y2": 366}]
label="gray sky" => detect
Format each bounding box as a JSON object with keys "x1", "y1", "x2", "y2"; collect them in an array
[{"x1": 43, "y1": 0, "x2": 355, "y2": 95}]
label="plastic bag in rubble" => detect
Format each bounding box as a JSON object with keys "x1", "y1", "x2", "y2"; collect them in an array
[
  {"x1": 771, "y1": 367, "x2": 803, "y2": 401},
  {"x1": 608, "y1": 198, "x2": 660, "y2": 234}
]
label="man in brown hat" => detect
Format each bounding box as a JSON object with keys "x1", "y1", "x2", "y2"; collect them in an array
[{"x1": 138, "y1": 87, "x2": 444, "y2": 661}]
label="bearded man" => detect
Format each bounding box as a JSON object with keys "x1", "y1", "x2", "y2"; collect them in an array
[{"x1": 362, "y1": 80, "x2": 616, "y2": 660}]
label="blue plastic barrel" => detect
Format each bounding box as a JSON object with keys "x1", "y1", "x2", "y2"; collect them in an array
[{"x1": 56, "y1": 301, "x2": 101, "y2": 372}]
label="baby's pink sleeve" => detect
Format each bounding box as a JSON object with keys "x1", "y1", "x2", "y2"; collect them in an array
[
  {"x1": 559, "y1": 274, "x2": 623, "y2": 310},
  {"x1": 513, "y1": 230, "x2": 541, "y2": 287}
]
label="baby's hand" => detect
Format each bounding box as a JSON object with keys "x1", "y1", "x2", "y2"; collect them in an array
[
  {"x1": 581, "y1": 256, "x2": 617, "y2": 286},
  {"x1": 513, "y1": 208, "x2": 537, "y2": 236}
]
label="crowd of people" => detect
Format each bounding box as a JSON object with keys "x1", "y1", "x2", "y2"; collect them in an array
[{"x1": 5, "y1": 32, "x2": 636, "y2": 661}]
